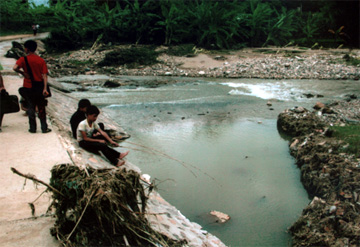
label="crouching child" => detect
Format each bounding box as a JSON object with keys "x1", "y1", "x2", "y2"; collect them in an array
[{"x1": 77, "y1": 105, "x2": 129, "y2": 167}]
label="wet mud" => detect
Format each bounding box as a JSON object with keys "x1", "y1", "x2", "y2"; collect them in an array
[{"x1": 277, "y1": 99, "x2": 360, "y2": 246}]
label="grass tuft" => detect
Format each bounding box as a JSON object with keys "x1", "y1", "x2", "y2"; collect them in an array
[{"x1": 330, "y1": 124, "x2": 360, "y2": 157}]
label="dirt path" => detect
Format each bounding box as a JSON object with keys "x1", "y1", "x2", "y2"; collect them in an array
[
  {"x1": 0, "y1": 34, "x2": 72, "y2": 247},
  {"x1": 0, "y1": 33, "x2": 49, "y2": 42}
]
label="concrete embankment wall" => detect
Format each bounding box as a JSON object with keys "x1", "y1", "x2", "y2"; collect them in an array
[
  {"x1": 46, "y1": 85, "x2": 226, "y2": 246},
  {"x1": 0, "y1": 35, "x2": 225, "y2": 246}
]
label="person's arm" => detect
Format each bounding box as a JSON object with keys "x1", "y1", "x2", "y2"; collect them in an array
[
  {"x1": 13, "y1": 64, "x2": 30, "y2": 79},
  {"x1": 0, "y1": 72, "x2": 5, "y2": 90},
  {"x1": 42, "y1": 73, "x2": 49, "y2": 96},
  {"x1": 98, "y1": 128, "x2": 119, "y2": 147},
  {"x1": 80, "y1": 130, "x2": 106, "y2": 143}
]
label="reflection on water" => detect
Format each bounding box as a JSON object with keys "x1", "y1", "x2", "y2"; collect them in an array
[{"x1": 66, "y1": 77, "x2": 359, "y2": 246}]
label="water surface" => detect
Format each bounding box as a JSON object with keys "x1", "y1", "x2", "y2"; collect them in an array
[{"x1": 64, "y1": 77, "x2": 359, "y2": 246}]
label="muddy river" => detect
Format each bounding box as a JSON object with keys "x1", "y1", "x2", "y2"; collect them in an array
[{"x1": 58, "y1": 76, "x2": 359, "y2": 246}]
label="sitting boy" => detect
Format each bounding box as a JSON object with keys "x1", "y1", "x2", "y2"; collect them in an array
[
  {"x1": 77, "y1": 105, "x2": 129, "y2": 167},
  {"x1": 70, "y1": 99, "x2": 91, "y2": 139},
  {"x1": 70, "y1": 98, "x2": 130, "y2": 141}
]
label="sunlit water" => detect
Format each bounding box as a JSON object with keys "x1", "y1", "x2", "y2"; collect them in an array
[{"x1": 61, "y1": 77, "x2": 359, "y2": 246}]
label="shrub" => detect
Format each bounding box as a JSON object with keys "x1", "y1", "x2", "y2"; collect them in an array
[{"x1": 97, "y1": 46, "x2": 159, "y2": 68}]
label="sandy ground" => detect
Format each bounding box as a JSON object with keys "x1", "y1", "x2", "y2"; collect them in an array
[{"x1": 0, "y1": 34, "x2": 71, "y2": 246}]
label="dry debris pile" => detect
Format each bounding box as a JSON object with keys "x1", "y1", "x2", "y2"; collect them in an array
[
  {"x1": 277, "y1": 100, "x2": 360, "y2": 246},
  {"x1": 49, "y1": 164, "x2": 183, "y2": 247}
]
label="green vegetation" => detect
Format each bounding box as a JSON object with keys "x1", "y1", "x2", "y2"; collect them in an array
[
  {"x1": 1, "y1": 0, "x2": 358, "y2": 51},
  {"x1": 343, "y1": 54, "x2": 360, "y2": 67},
  {"x1": 166, "y1": 44, "x2": 195, "y2": 56},
  {"x1": 330, "y1": 124, "x2": 360, "y2": 157},
  {"x1": 97, "y1": 46, "x2": 159, "y2": 68}
]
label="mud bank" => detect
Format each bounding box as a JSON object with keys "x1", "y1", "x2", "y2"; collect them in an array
[{"x1": 277, "y1": 99, "x2": 360, "y2": 246}]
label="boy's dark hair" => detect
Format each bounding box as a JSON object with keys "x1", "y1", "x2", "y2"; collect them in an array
[
  {"x1": 86, "y1": 105, "x2": 100, "y2": 116},
  {"x1": 24, "y1": 40, "x2": 37, "y2": 52},
  {"x1": 78, "y1": 99, "x2": 91, "y2": 109}
]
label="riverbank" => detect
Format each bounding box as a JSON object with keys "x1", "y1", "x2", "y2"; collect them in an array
[
  {"x1": 46, "y1": 45, "x2": 360, "y2": 80},
  {"x1": 0, "y1": 37, "x2": 225, "y2": 246},
  {"x1": 277, "y1": 100, "x2": 360, "y2": 246}
]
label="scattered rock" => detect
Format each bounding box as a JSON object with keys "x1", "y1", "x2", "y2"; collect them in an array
[
  {"x1": 209, "y1": 211, "x2": 230, "y2": 223},
  {"x1": 313, "y1": 102, "x2": 325, "y2": 110},
  {"x1": 214, "y1": 56, "x2": 226, "y2": 61},
  {"x1": 294, "y1": 106, "x2": 306, "y2": 113},
  {"x1": 322, "y1": 106, "x2": 335, "y2": 114},
  {"x1": 103, "y1": 80, "x2": 120, "y2": 88},
  {"x1": 303, "y1": 93, "x2": 315, "y2": 98}
]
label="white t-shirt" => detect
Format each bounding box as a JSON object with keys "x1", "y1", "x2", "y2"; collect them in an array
[{"x1": 77, "y1": 119, "x2": 100, "y2": 142}]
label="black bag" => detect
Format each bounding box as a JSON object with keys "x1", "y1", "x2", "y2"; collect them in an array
[
  {"x1": 24, "y1": 56, "x2": 51, "y2": 97},
  {"x1": 0, "y1": 89, "x2": 20, "y2": 114}
]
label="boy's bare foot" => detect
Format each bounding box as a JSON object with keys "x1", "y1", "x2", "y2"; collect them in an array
[
  {"x1": 119, "y1": 151, "x2": 129, "y2": 159},
  {"x1": 116, "y1": 160, "x2": 125, "y2": 167}
]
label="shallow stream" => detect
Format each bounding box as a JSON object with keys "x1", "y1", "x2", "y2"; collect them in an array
[{"x1": 60, "y1": 76, "x2": 359, "y2": 246}]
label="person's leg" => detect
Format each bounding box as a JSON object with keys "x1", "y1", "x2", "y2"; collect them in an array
[
  {"x1": 0, "y1": 113, "x2": 4, "y2": 131},
  {"x1": 79, "y1": 141, "x2": 120, "y2": 165},
  {"x1": 99, "y1": 145, "x2": 121, "y2": 165},
  {"x1": 27, "y1": 97, "x2": 37, "y2": 132},
  {"x1": 37, "y1": 98, "x2": 50, "y2": 133},
  {"x1": 20, "y1": 88, "x2": 36, "y2": 132},
  {"x1": 79, "y1": 141, "x2": 100, "y2": 155},
  {"x1": 120, "y1": 151, "x2": 129, "y2": 159}
]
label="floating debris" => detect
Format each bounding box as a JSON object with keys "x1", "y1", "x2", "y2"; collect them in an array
[{"x1": 209, "y1": 210, "x2": 230, "y2": 224}]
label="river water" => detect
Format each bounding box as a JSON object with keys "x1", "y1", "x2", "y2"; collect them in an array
[{"x1": 59, "y1": 76, "x2": 359, "y2": 246}]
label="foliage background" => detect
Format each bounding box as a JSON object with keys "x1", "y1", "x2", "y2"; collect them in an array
[{"x1": 1, "y1": 0, "x2": 359, "y2": 51}]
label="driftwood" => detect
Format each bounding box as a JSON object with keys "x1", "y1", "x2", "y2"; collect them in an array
[
  {"x1": 11, "y1": 167, "x2": 64, "y2": 197},
  {"x1": 49, "y1": 164, "x2": 185, "y2": 247}
]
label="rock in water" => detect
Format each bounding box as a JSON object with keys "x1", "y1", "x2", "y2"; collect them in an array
[{"x1": 210, "y1": 210, "x2": 230, "y2": 223}]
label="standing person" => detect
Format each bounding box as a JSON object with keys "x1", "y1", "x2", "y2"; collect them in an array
[
  {"x1": 13, "y1": 40, "x2": 51, "y2": 134},
  {"x1": 32, "y1": 24, "x2": 39, "y2": 36},
  {"x1": 0, "y1": 72, "x2": 5, "y2": 132},
  {"x1": 70, "y1": 98, "x2": 91, "y2": 139},
  {"x1": 77, "y1": 105, "x2": 129, "y2": 167}
]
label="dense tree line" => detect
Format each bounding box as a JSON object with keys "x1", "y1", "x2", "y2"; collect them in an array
[{"x1": 1, "y1": 0, "x2": 359, "y2": 51}]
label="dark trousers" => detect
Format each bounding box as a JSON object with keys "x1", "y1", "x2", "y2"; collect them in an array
[
  {"x1": 0, "y1": 113, "x2": 3, "y2": 128},
  {"x1": 79, "y1": 140, "x2": 120, "y2": 165},
  {"x1": 19, "y1": 87, "x2": 48, "y2": 132}
]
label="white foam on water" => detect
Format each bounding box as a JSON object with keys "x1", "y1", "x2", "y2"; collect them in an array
[{"x1": 221, "y1": 81, "x2": 306, "y2": 101}]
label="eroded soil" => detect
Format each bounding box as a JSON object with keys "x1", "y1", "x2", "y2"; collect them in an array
[{"x1": 278, "y1": 100, "x2": 360, "y2": 246}]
